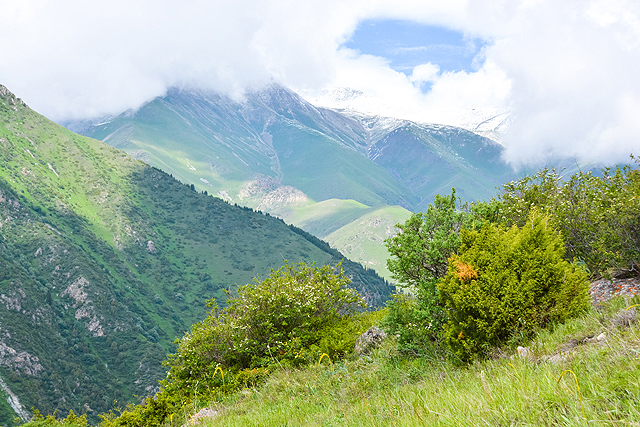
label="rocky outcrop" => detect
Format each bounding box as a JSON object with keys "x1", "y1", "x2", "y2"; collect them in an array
[
  {"x1": 0, "y1": 85, "x2": 27, "y2": 108},
  {"x1": 355, "y1": 326, "x2": 387, "y2": 356}
]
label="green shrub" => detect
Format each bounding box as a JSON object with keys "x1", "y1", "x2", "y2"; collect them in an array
[
  {"x1": 232, "y1": 367, "x2": 271, "y2": 389},
  {"x1": 102, "y1": 263, "x2": 380, "y2": 427},
  {"x1": 98, "y1": 391, "x2": 180, "y2": 427},
  {"x1": 22, "y1": 409, "x2": 87, "y2": 427},
  {"x1": 438, "y1": 213, "x2": 590, "y2": 363},
  {"x1": 314, "y1": 310, "x2": 386, "y2": 358},
  {"x1": 164, "y1": 262, "x2": 366, "y2": 397},
  {"x1": 492, "y1": 159, "x2": 640, "y2": 277},
  {"x1": 380, "y1": 292, "x2": 444, "y2": 358}
]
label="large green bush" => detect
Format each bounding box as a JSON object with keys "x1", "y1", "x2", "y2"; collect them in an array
[
  {"x1": 438, "y1": 214, "x2": 590, "y2": 362},
  {"x1": 491, "y1": 159, "x2": 640, "y2": 277},
  {"x1": 97, "y1": 262, "x2": 379, "y2": 427},
  {"x1": 164, "y1": 262, "x2": 368, "y2": 397}
]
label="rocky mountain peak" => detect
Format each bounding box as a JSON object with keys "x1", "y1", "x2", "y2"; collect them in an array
[{"x1": 0, "y1": 85, "x2": 27, "y2": 108}]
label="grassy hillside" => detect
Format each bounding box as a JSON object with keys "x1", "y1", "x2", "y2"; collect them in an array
[
  {"x1": 324, "y1": 205, "x2": 412, "y2": 281},
  {"x1": 0, "y1": 85, "x2": 392, "y2": 424},
  {"x1": 183, "y1": 296, "x2": 640, "y2": 426}
]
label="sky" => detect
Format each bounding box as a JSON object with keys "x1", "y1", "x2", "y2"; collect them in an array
[{"x1": 1, "y1": 0, "x2": 639, "y2": 166}]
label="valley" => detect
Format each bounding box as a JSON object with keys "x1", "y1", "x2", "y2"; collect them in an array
[{"x1": 69, "y1": 85, "x2": 517, "y2": 281}]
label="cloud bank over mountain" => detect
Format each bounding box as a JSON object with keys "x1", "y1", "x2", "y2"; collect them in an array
[{"x1": 1, "y1": 0, "x2": 638, "y2": 165}]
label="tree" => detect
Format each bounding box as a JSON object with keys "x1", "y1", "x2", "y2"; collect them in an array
[
  {"x1": 385, "y1": 189, "x2": 470, "y2": 332},
  {"x1": 492, "y1": 158, "x2": 640, "y2": 277}
]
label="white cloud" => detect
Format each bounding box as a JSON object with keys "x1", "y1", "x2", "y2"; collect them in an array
[
  {"x1": 482, "y1": 0, "x2": 640, "y2": 165},
  {"x1": 410, "y1": 63, "x2": 440, "y2": 84},
  {"x1": 422, "y1": 61, "x2": 511, "y2": 110},
  {"x1": 310, "y1": 0, "x2": 640, "y2": 166},
  {"x1": 0, "y1": 0, "x2": 360, "y2": 119},
  {"x1": 0, "y1": 0, "x2": 639, "y2": 165}
]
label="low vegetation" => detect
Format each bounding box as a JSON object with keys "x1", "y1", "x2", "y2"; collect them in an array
[
  {"x1": 164, "y1": 262, "x2": 372, "y2": 398},
  {"x1": 87, "y1": 263, "x2": 382, "y2": 427},
  {"x1": 28, "y1": 297, "x2": 640, "y2": 426},
  {"x1": 170, "y1": 297, "x2": 640, "y2": 426}
]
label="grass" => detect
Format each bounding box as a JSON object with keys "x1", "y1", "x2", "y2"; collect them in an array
[
  {"x1": 325, "y1": 205, "x2": 412, "y2": 281},
  {"x1": 178, "y1": 297, "x2": 640, "y2": 426},
  {"x1": 284, "y1": 199, "x2": 372, "y2": 238}
]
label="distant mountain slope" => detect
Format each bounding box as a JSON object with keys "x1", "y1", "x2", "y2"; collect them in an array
[
  {"x1": 72, "y1": 86, "x2": 416, "y2": 209},
  {"x1": 325, "y1": 205, "x2": 413, "y2": 279},
  {"x1": 365, "y1": 121, "x2": 515, "y2": 209},
  {"x1": 68, "y1": 84, "x2": 517, "y2": 281},
  {"x1": 71, "y1": 85, "x2": 514, "y2": 211},
  {"x1": 0, "y1": 85, "x2": 391, "y2": 424}
]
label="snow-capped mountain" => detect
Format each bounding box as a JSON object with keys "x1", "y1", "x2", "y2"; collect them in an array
[{"x1": 70, "y1": 84, "x2": 515, "y2": 212}]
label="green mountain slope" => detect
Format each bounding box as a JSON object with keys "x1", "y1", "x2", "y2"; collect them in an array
[
  {"x1": 324, "y1": 205, "x2": 412, "y2": 280},
  {"x1": 68, "y1": 85, "x2": 517, "y2": 281},
  {"x1": 0, "y1": 85, "x2": 391, "y2": 424},
  {"x1": 73, "y1": 87, "x2": 416, "y2": 209},
  {"x1": 367, "y1": 122, "x2": 515, "y2": 210},
  {"x1": 274, "y1": 198, "x2": 371, "y2": 238},
  {"x1": 70, "y1": 85, "x2": 515, "y2": 211}
]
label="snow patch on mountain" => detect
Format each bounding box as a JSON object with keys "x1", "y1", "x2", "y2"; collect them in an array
[{"x1": 304, "y1": 87, "x2": 511, "y2": 145}]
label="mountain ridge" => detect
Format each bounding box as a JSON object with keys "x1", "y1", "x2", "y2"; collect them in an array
[
  {"x1": 0, "y1": 84, "x2": 391, "y2": 424},
  {"x1": 67, "y1": 84, "x2": 518, "y2": 281},
  {"x1": 71, "y1": 84, "x2": 514, "y2": 209}
]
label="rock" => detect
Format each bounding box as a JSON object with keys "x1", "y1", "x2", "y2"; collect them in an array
[
  {"x1": 355, "y1": 326, "x2": 387, "y2": 356},
  {"x1": 540, "y1": 351, "x2": 572, "y2": 364},
  {"x1": 584, "y1": 332, "x2": 607, "y2": 344},
  {"x1": 186, "y1": 408, "x2": 218, "y2": 425},
  {"x1": 517, "y1": 346, "x2": 532, "y2": 359},
  {"x1": 590, "y1": 278, "x2": 640, "y2": 305}
]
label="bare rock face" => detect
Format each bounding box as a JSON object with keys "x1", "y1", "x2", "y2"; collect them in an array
[
  {"x1": 257, "y1": 185, "x2": 309, "y2": 211},
  {"x1": 237, "y1": 176, "x2": 281, "y2": 201},
  {"x1": 0, "y1": 85, "x2": 13, "y2": 98},
  {"x1": 0, "y1": 85, "x2": 27, "y2": 108},
  {"x1": 355, "y1": 326, "x2": 387, "y2": 356}
]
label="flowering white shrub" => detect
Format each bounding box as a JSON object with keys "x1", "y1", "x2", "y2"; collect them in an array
[{"x1": 164, "y1": 262, "x2": 366, "y2": 396}]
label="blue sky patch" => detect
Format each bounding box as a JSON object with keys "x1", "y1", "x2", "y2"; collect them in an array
[{"x1": 343, "y1": 20, "x2": 489, "y2": 76}]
